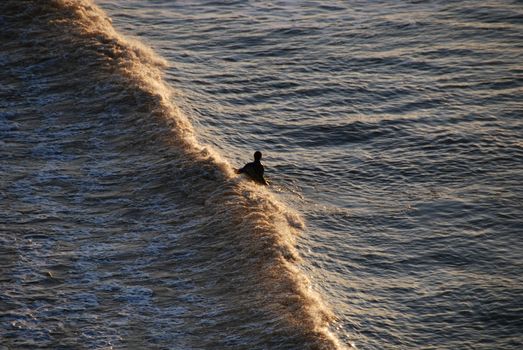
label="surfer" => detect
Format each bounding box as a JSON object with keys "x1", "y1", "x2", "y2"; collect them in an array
[{"x1": 236, "y1": 151, "x2": 269, "y2": 186}]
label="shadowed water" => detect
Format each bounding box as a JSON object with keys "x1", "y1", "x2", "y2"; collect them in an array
[{"x1": 1, "y1": 0, "x2": 523, "y2": 349}]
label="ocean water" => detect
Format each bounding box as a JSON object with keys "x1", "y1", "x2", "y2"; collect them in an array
[{"x1": 1, "y1": 0, "x2": 522, "y2": 349}]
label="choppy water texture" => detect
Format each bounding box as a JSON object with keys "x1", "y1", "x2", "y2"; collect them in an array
[{"x1": 1, "y1": 0, "x2": 522, "y2": 349}]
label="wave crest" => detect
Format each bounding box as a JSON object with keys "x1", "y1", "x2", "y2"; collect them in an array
[{"x1": 1, "y1": 0, "x2": 349, "y2": 348}]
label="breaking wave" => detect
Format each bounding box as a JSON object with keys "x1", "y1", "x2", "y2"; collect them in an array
[{"x1": 1, "y1": 0, "x2": 349, "y2": 348}]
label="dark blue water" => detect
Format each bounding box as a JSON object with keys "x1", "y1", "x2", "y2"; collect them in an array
[{"x1": 1, "y1": 0, "x2": 522, "y2": 349}]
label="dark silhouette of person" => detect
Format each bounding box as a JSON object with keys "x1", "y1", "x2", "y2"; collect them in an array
[{"x1": 236, "y1": 151, "x2": 269, "y2": 185}]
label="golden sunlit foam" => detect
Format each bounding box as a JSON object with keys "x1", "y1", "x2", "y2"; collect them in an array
[{"x1": 14, "y1": 0, "x2": 353, "y2": 348}]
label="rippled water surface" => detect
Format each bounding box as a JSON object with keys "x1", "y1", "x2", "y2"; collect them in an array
[{"x1": 1, "y1": 0, "x2": 522, "y2": 349}]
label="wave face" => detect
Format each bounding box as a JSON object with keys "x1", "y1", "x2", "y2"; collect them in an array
[{"x1": 0, "y1": 1, "x2": 347, "y2": 348}]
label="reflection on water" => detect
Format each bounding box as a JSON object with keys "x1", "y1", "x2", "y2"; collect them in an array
[{"x1": 2, "y1": 0, "x2": 522, "y2": 349}]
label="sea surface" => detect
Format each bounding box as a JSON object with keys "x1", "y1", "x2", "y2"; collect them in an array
[{"x1": 1, "y1": 0, "x2": 522, "y2": 349}]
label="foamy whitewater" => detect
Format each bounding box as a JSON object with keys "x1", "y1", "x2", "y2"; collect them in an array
[{"x1": 1, "y1": 0, "x2": 522, "y2": 349}]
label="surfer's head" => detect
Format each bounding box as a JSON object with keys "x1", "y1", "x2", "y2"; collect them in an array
[{"x1": 254, "y1": 151, "x2": 262, "y2": 161}]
